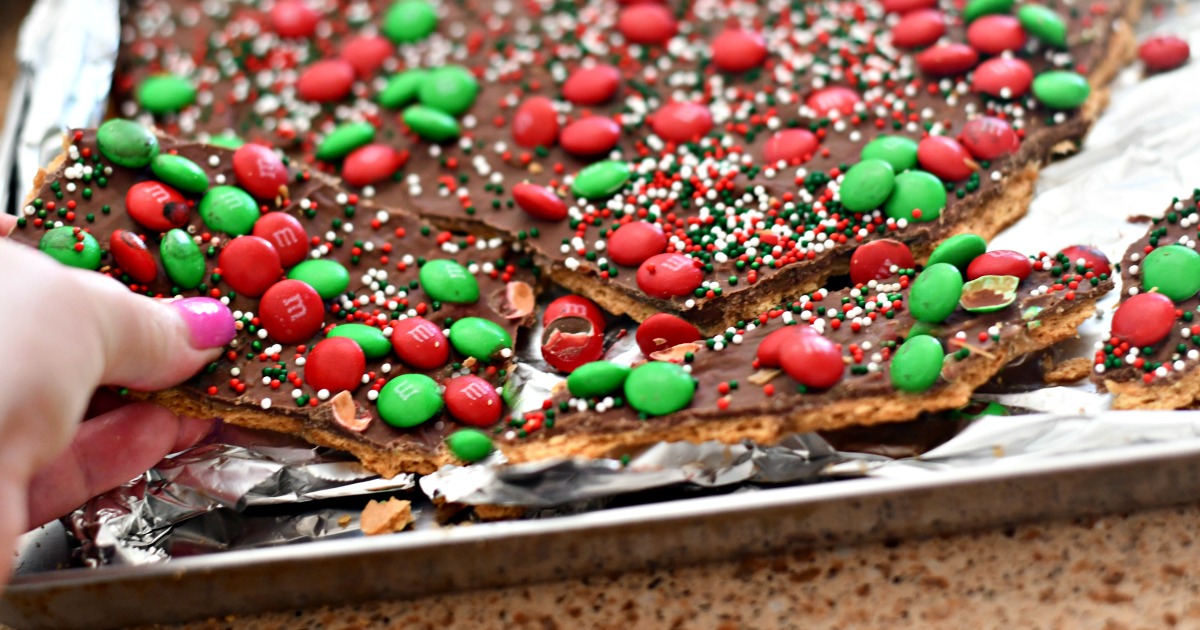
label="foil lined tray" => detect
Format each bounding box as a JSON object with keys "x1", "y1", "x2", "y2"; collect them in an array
[{"x1": 4, "y1": 0, "x2": 1200, "y2": 627}]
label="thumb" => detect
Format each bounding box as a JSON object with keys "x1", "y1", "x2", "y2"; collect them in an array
[
  {"x1": 0, "y1": 239, "x2": 236, "y2": 391},
  {"x1": 68, "y1": 268, "x2": 237, "y2": 391}
]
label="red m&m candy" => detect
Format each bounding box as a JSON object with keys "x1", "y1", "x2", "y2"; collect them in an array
[
  {"x1": 342, "y1": 144, "x2": 407, "y2": 187},
  {"x1": 109, "y1": 229, "x2": 157, "y2": 284},
  {"x1": 637, "y1": 253, "x2": 703, "y2": 298},
  {"x1": 891, "y1": 9, "x2": 946, "y2": 49},
  {"x1": 1112, "y1": 292, "x2": 1175, "y2": 347},
  {"x1": 512, "y1": 183, "x2": 568, "y2": 222},
  {"x1": 966, "y1": 250, "x2": 1032, "y2": 280},
  {"x1": 1139, "y1": 35, "x2": 1190, "y2": 73},
  {"x1": 651, "y1": 102, "x2": 713, "y2": 143},
  {"x1": 780, "y1": 332, "x2": 844, "y2": 389},
  {"x1": 917, "y1": 136, "x2": 976, "y2": 182},
  {"x1": 391, "y1": 316, "x2": 450, "y2": 370},
  {"x1": 512, "y1": 96, "x2": 559, "y2": 148},
  {"x1": 219, "y1": 235, "x2": 284, "y2": 297},
  {"x1": 305, "y1": 337, "x2": 365, "y2": 393},
  {"x1": 1059, "y1": 244, "x2": 1111, "y2": 276},
  {"x1": 849, "y1": 239, "x2": 915, "y2": 284},
  {"x1": 960, "y1": 116, "x2": 1019, "y2": 160},
  {"x1": 260, "y1": 279, "x2": 325, "y2": 344},
  {"x1": 233, "y1": 144, "x2": 289, "y2": 200},
  {"x1": 807, "y1": 86, "x2": 860, "y2": 117},
  {"x1": 297, "y1": 59, "x2": 356, "y2": 103},
  {"x1": 561, "y1": 116, "x2": 622, "y2": 156},
  {"x1": 756, "y1": 325, "x2": 814, "y2": 368},
  {"x1": 541, "y1": 295, "x2": 606, "y2": 372},
  {"x1": 562, "y1": 64, "x2": 621, "y2": 105},
  {"x1": 126, "y1": 181, "x2": 189, "y2": 232},
  {"x1": 617, "y1": 3, "x2": 677, "y2": 45},
  {"x1": 253, "y1": 212, "x2": 308, "y2": 267},
  {"x1": 973, "y1": 57, "x2": 1033, "y2": 98},
  {"x1": 341, "y1": 35, "x2": 393, "y2": 78},
  {"x1": 635, "y1": 312, "x2": 701, "y2": 356},
  {"x1": 608, "y1": 221, "x2": 667, "y2": 267},
  {"x1": 763, "y1": 128, "x2": 819, "y2": 164},
  {"x1": 270, "y1": 0, "x2": 320, "y2": 39},
  {"x1": 916, "y1": 43, "x2": 979, "y2": 76},
  {"x1": 967, "y1": 15, "x2": 1027, "y2": 55},
  {"x1": 444, "y1": 375, "x2": 502, "y2": 427},
  {"x1": 882, "y1": 0, "x2": 937, "y2": 14},
  {"x1": 711, "y1": 29, "x2": 768, "y2": 72}
]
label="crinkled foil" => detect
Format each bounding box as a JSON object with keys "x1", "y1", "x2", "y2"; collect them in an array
[
  {"x1": 0, "y1": 0, "x2": 118, "y2": 214},
  {"x1": 9, "y1": 0, "x2": 1200, "y2": 572}
]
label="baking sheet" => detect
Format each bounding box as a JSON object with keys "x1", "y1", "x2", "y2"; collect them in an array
[{"x1": 3, "y1": 0, "x2": 1200, "y2": 626}]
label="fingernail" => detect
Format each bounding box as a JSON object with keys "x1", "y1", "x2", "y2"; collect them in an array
[{"x1": 170, "y1": 297, "x2": 236, "y2": 348}]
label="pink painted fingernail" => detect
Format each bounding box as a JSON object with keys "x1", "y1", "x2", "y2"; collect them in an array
[{"x1": 170, "y1": 297, "x2": 236, "y2": 348}]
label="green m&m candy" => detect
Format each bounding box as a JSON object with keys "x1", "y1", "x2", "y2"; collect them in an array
[
  {"x1": 624, "y1": 361, "x2": 696, "y2": 416},
  {"x1": 959, "y1": 274, "x2": 1019, "y2": 313},
  {"x1": 567, "y1": 361, "x2": 631, "y2": 398},
  {"x1": 38, "y1": 226, "x2": 100, "y2": 270},
  {"x1": 316, "y1": 122, "x2": 376, "y2": 161},
  {"x1": 1142, "y1": 244, "x2": 1200, "y2": 301},
  {"x1": 288, "y1": 259, "x2": 350, "y2": 298},
  {"x1": 378, "y1": 70, "x2": 427, "y2": 109},
  {"x1": 383, "y1": 0, "x2": 438, "y2": 44},
  {"x1": 402, "y1": 105, "x2": 461, "y2": 142},
  {"x1": 839, "y1": 159, "x2": 895, "y2": 212},
  {"x1": 927, "y1": 233, "x2": 987, "y2": 272},
  {"x1": 96, "y1": 119, "x2": 159, "y2": 169},
  {"x1": 378, "y1": 373, "x2": 443, "y2": 428},
  {"x1": 447, "y1": 429, "x2": 494, "y2": 462},
  {"x1": 151, "y1": 154, "x2": 209, "y2": 194},
  {"x1": 198, "y1": 186, "x2": 259, "y2": 236},
  {"x1": 861, "y1": 135, "x2": 918, "y2": 172},
  {"x1": 951, "y1": 401, "x2": 1010, "y2": 421},
  {"x1": 883, "y1": 170, "x2": 946, "y2": 223},
  {"x1": 418, "y1": 65, "x2": 479, "y2": 116},
  {"x1": 208, "y1": 134, "x2": 245, "y2": 150},
  {"x1": 449, "y1": 317, "x2": 513, "y2": 360},
  {"x1": 909, "y1": 262, "x2": 964, "y2": 323},
  {"x1": 572, "y1": 160, "x2": 632, "y2": 200},
  {"x1": 419, "y1": 259, "x2": 479, "y2": 303},
  {"x1": 1017, "y1": 4, "x2": 1067, "y2": 48},
  {"x1": 136, "y1": 74, "x2": 197, "y2": 114},
  {"x1": 327, "y1": 323, "x2": 392, "y2": 359},
  {"x1": 160, "y1": 228, "x2": 205, "y2": 289},
  {"x1": 964, "y1": 0, "x2": 1014, "y2": 21},
  {"x1": 890, "y1": 335, "x2": 945, "y2": 393},
  {"x1": 1031, "y1": 71, "x2": 1090, "y2": 110}
]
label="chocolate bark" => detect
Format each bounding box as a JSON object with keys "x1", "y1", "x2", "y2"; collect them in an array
[
  {"x1": 1094, "y1": 190, "x2": 1200, "y2": 409},
  {"x1": 114, "y1": 0, "x2": 1140, "y2": 333},
  {"x1": 11, "y1": 129, "x2": 534, "y2": 475}
]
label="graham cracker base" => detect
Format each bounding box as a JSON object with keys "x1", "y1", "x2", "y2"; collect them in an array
[
  {"x1": 1103, "y1": 366, "x2": 1200, "y2": 411},
  {"x1": 494, "y1": 297, "x2": 1102, "y2": 467}
]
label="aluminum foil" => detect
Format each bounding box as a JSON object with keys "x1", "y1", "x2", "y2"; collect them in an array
[
  {"x1": 0, "y1": 0, "x2": 118, "y2": 214},
  {"x1": 8, "y1": 0, "x2": 1200, "y2": 571}
]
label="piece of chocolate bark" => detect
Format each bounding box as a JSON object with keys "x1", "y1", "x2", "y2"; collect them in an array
[
  {"x1": 487, "y1": 237, "x2": 1113, "y2": 462},
  {"x1": 10, "y1": 121, "x2": 536, "y2": 477},
  {"x1": 1094, "y1": 190, "x2": 1200, "y2": 409},
  {"x1": 115, "y1": 0, "x2": 1141, "y2": 333}
]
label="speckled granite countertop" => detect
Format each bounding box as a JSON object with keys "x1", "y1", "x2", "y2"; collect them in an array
[{"x1": 152, "y1": 503, "x2": 1200, "y2": 629}]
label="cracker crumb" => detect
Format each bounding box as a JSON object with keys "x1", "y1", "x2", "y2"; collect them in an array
[{"x1": 360, "y1": 498, "x2": 414, "y2": 536}]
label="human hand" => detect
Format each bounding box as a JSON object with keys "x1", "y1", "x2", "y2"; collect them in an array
[{"x1": 0, "y1": 213, "x2": 234, "y2": 587}]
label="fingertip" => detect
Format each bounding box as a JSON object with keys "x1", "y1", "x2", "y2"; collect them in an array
[
  {"x1": 0, "y1": 213, "x2": 16, "y2": 237},
  {"x1": 166, "y1": 297, "x2": 237, "y2": 350}
]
